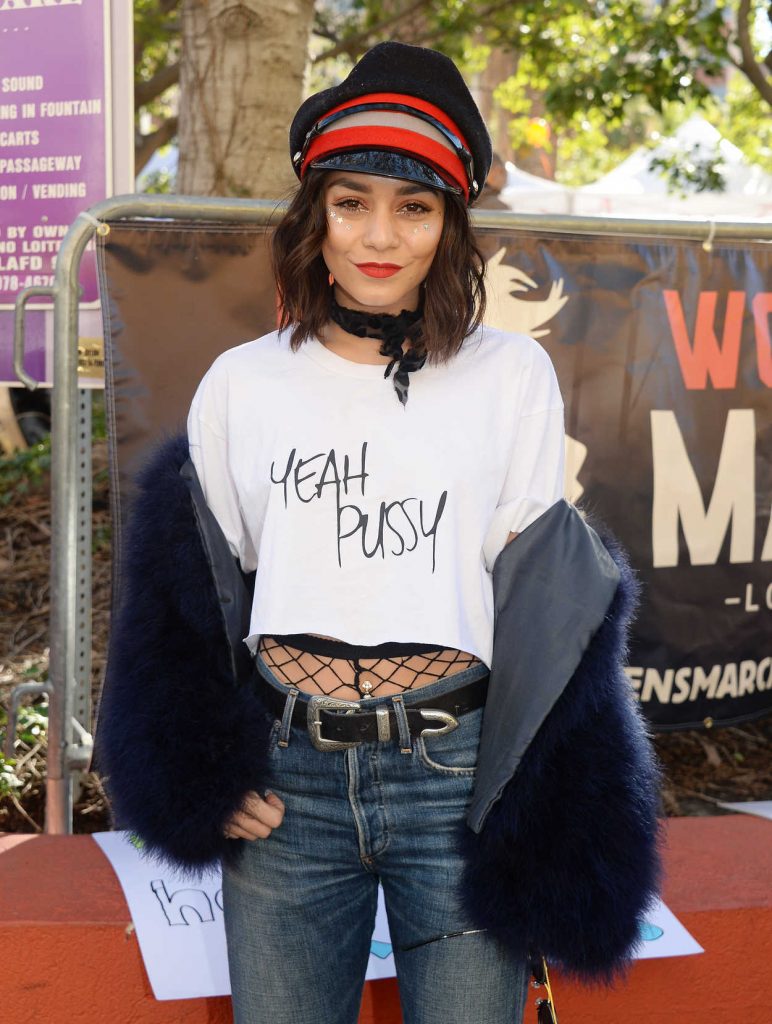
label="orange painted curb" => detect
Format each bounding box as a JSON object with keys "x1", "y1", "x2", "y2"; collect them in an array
[{"x1": 1, "y1": 816, "x2": 770, "y2": 1023}]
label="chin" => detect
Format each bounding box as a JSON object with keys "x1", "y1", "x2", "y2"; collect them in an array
[{"x1": 337, "y1": 280, "x2": 421, "y2": 313}]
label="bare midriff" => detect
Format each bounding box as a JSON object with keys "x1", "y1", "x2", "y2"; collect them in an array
[
  {"x1": 257, "y1": 632, "x2": 483, "y2": 702},
  {"x1": 256, "y1": 534, "x2": 516, "y2": 701}
]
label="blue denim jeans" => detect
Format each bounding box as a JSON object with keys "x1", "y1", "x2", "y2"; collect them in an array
[{"x1": 221, "y1": 654, "x2": 530, "y2": 1024}]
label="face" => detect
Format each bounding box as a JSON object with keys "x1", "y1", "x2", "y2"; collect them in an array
[{"x1": 321, "y1": 172, "x2": 445, "y2": 315}]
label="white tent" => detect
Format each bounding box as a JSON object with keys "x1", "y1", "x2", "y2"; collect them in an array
[
  {"x1": 578, "y1": 117, "x2": 772, "y2": 220},
  {"x1": 499, "y1": 164, "x2": 576, "y2": 214},
  {"x1": 500, "y1": 117, "x2": 772, "y2": 221}
]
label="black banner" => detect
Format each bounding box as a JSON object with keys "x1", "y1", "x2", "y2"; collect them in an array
[
  {"x1": 478, "y1": 230, "x2": 771, "y2": 730},
  {"x1": 97, "y1": 221, "x2": 770, "y2": 731}
]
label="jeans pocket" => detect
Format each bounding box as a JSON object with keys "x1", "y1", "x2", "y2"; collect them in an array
[{"x1": 416, "y1": 708, "x2": 482, "y2": 775}]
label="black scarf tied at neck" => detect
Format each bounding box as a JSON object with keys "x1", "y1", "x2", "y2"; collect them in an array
[{"x1": 328, "y1": 296, "x2": 427, "y2": 407}]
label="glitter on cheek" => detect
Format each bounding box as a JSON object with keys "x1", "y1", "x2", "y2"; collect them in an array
[{"x1": 423, "y1": 223, "x2": 430, "y2": 231}]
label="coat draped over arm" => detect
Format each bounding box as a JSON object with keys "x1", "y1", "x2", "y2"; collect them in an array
[{"x1": 95, "y1": 434, "x2": 664, "y2": 985}]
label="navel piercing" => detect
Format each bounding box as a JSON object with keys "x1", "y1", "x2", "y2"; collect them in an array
[{"x1": 353, "y1": 659, "x2": 375, "y2": 698}]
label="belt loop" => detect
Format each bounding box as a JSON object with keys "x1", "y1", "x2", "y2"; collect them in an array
[
  {"x1": 278, "y1": 687, "x2": 300, "y2": 748},
  {"x1": 391, "y1": 695, "x2": 412, "y2": 754}
]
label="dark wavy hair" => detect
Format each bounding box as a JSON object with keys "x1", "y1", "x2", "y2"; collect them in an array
[{"x1": 270, "y1": 170, "x2": 486, "y2": 364}]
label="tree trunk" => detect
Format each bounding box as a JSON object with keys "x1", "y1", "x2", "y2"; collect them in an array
[
  {"x1": 474, "y1": 46, "x2": 517, "y2": 165},
  {"x1": 177, "y1": 0, "x2": 316, "y2": 199}
]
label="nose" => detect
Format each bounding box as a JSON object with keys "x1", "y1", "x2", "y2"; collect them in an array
[{"x1": 362, "y1": 204, "x2": 399, "y2": 251}]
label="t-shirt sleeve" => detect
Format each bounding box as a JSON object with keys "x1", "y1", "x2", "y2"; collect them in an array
[
  {"x1": 187, "y1": 363, "x2": 258, "y2": 573},
  {"x1": 482, "y1": 343, "x2": 566, "y2": 572}
]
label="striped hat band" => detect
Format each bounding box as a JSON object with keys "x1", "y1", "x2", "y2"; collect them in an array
[{"x1": 296, "y1": 92, "x2": 474, "y2": 200}]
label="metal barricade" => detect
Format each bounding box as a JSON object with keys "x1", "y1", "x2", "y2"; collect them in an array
[{"x1": 9, "y1": 194, "x2": 772, "y2": 832}]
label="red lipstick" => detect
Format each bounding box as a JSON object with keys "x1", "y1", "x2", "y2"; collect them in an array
[{"x1": 355, "y1": 263, "x2": 402, "y2": 278}]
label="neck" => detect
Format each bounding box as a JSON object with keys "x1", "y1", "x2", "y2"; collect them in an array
[
  {"x1": 321, "y1": 293, "x2": 423, "y2": 365},
  {"x1": 320, "y1": 320, "x2": 407, "y2": 365},
  {"x1": 322, "y1": 296, "x2": 427, "y2": 406}
]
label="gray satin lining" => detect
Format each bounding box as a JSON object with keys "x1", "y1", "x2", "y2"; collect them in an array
[
  {"x1": 467, "y1": 500, "x2": 621, "y2": 833},
  {"x1": 181, "y1": 458, "x2": 255, "y2": 686},
  {"x1": 320, "y1": 110, "x2": 457, "y2": 154}
]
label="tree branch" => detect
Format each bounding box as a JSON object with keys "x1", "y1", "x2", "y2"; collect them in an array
[
  {"x1": 312, "y1": 0, "x2": 431, "y2": 63},
  {"x1": 735, "y1": 0, "x2": 772, "y2": 108},
  {"x1": 312, "y1": 0, "x2": 529, "y2": 64},
  {"x1": 135, "y1": 115, "x2": 179, "y2": 174},
  {"x1": 313, "y1": 23, "x2": 338, "y2": 43},
  {"x1": 463, "y1": 0, "x2": 533, "y2": 32},
  {"x1": 135, "y1": 61, "x2": 180, "y2": 108},
  {"x1": 312, "y1": 8, "x2": 341, "y2": 44},
  {"x1": 402, "y1": 0, "x2": 525, "y2": 51},
  {"x1": 133, "y1": 0, "x2": 182, "y2": 65}
]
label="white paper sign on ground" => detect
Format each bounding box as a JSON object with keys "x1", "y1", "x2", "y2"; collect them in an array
[
  {"x1": 633, "y1": 899, "x2": 703, "y2": 959},
  {"x1": 93, "y1": 831, "x2": 230, "y2": 1000},
  {"x1": 716, "y1": 800, "x2": 772, "y2": 822},
  {"x1": 92, "y1": 831, "x2": 700, "y2": 1001},
  {"x1": 92, "y1": 830, "x2": 394, "y2": 999}
]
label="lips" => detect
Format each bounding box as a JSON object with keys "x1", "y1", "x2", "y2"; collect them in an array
[{"x1": 355, "y1": 263, "x2": 403, "y2": 278}]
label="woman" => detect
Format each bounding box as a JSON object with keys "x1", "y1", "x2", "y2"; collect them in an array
[{"x1": 98, "y1": 41, "x2": 663, "y2": 1024}]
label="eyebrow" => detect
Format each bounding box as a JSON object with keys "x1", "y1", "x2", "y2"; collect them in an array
[{"x1": 326, "y1": 177, "x2": 435, "y2": 197}]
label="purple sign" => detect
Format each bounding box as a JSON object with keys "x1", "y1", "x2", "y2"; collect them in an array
[{"x1": 0, "y1": 0, "x2": 109, "y2": 381}]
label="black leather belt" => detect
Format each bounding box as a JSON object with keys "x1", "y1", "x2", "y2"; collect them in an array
[{"x1": 260, "y1": 674, "x2": 489, "y2": 751}]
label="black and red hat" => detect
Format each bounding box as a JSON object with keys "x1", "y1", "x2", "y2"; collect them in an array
[{"x1": 289, "y1": 42, "x2": 492, "y2": 205}]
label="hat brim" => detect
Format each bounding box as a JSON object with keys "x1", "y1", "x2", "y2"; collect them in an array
[{"x1": 308, "y1": 150, "x2": 463, "y2": 196}]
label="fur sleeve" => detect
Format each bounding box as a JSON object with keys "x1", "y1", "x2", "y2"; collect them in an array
[
  {"x1": 461, "y1": 534, "x2": 665, "y2": 985},
  {"x1": 94, "y1": 435, "x2": 272, "y2": 878}
]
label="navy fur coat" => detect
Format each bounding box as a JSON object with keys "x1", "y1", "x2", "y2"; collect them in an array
[{"x1": 95, "y1": 433, "x2": 664, "y2": 986}]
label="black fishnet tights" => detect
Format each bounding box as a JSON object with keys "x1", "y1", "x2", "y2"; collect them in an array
[{"x1": 258, "y1": 634, "x2": 481, "y2": 701}]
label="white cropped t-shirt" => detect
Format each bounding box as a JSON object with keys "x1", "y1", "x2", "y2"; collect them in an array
[{"x1": 187, "y1": 325, "x2": 565, "y2": 669}]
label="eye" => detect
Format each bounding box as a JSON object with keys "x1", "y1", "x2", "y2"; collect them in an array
[
  {"x1": 331, "y1": 198, "x2": 367, "y2": 213},
  {"x1": 400, "y1": 202, "x2": 432, "y2": 216}
]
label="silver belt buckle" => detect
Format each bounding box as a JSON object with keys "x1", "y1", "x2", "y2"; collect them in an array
[
  {"x1": 419, "y1": 708, "x2": 459, "y2": 737},
  {"x1": 307, "y1": 695, "x2": 363, "y2": 752}
]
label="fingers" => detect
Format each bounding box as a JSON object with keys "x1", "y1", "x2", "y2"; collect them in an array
[
  {"x1": 227, "y1": 821, "x2": 270, "y2": 840},
  {"x1": 227, "y1": 819, "x2": 273, "y2": 840},
  {"x1": 223, "y1": 791, "x2": 285, "y2": 841},
  {"x1": 264, "y1": 791, "x2": 285, "y2": 812},
  {"x1": 241, "y1": 790, "x2": 285, "y2": 828}
]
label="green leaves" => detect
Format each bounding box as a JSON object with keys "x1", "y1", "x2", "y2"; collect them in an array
[
  {"x1": 309, "y1": 0, "x2": 768, "y2": 186},
  {"x1": 0, "y1": 439, "x2": 51, "y2": 507},
  {"x1": 0, "y1": 702, "x2": 48, "y2": 798},
  {"x1": 0, "y1": 760, "x2": 23, "y2": 797},
  {"x1": 649, "y1": 143, "x2": 728, "y2": 196},
  {"x1": 0, "y1": 702, "x2": 48, "y2": 746},
  {"x1": 491, "y1": 0, "x2": 725, "y2": 125},
  {"x1": 16, "y1": 705, "x2": 48, "y2": 746}
]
